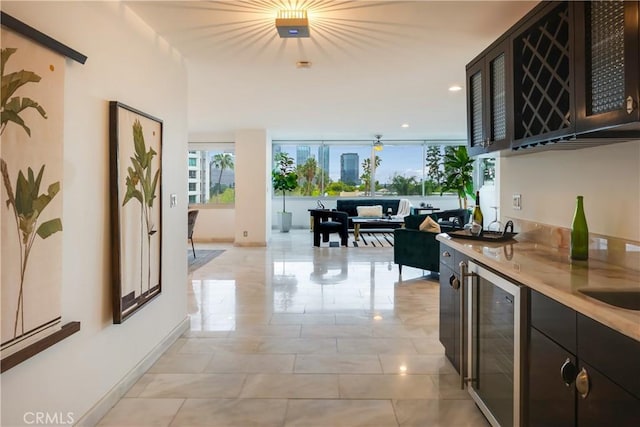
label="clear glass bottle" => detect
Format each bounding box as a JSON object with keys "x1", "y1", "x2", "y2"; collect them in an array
[{"x1": 570, "y1": 196, "x2": 589, "y2": 260}]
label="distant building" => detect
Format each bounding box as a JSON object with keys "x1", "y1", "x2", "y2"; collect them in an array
[
  {"x1": 188, "y1": 150, "x2": 209, "y2": 204},
  {"x1": 296, "y1": 146, "x2": 311, "y2": 166},
  {"x1": 340, "y1": 153, "x2": 360, "y2": 185},
  {"x1": 317, "y1": 145, "x2": 329, "y2": 173}
]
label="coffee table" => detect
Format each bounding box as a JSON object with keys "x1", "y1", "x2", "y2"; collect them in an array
[{"x1": 351, "y1": 217, "x2": 405, "y2": 241}]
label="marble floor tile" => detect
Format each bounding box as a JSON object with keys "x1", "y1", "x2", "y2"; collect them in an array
[
  {"x1": 138, "y1": 373, "x2": 246, "y2": 398},
  {"x1": 205, "y1": 353, "x2": 295, "y2": 373},
  {"x1": 430, "y1": 373, "x2": 474, "y2": 399},
  {"x1": 178, "y1": 337, "x2": 261, "y2": 354},
  {"x1": 379, "y1": 354, "x2": 457, "y2": 375},
  {"x1": 300, "y1": 324, "x2": 374, "y2": 338},
  {"x1": 170, "y1": 398, "x2": 288, "y2": 427},
  {"x1": 372, "y1": 323, "x2": 430, "y2": 338},
  {"x1": 411, "y1": 337, "x2": 447, "y2": 355},
  {"x1": 101, "y1": 231, "x2": 487, "y2": 426},
  {"x1": 284, "y1": 399, "x2": 398, "y2": 427},
  {"x1": 269, "y1": 313, "x2": 336, "y2": 325},
  {"x1": 240, "y1": 373, "x2": 339, "y2": 398},
  {"x1": 257, "y1": 337, "x2": 337, "y2": 354},
  {"x1": 393, "y1": 399, "x2": 490, "y2": 427},
  {"x1": 337, "y1": 338, "x2": 418, "y2": 354},
  {"x1": 124, "y1": 374, "x2": 157, "y2": 398},
  {"x1": 294, "y1": 354, "x2": 383, "y2": 374},
  {"x1": 98, "y1": 398, "x2": 184, "y2": 426},
  {"x1": 338, "y1": 374, "x2": 439, "y2": 399},
  {"x1": 148, "y1": 353, "x2": 213, "y2": 374},
  {"x1": 228, "y1": 324, "x2": 301, "y2": 338}
]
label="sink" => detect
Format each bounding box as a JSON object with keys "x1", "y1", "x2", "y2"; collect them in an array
[{"x1": 579, "y1": 288, "x2": 640, "y2": 311}]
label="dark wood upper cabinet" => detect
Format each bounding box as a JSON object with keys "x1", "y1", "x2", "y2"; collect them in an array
[
  {"x1": 574, "y1": 1, "x2": 640, "y2": 133},
  {"x1": 465, "y1": 1, "x2": 640, "y2": 156},
  {"x1": 511, "y1": 1, "x2": 576, "y2": 148},
  {"x1": 466, "y1": 38, "x2": 512, "y2": 156}
]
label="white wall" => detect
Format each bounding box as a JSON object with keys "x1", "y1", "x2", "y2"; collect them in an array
[
  {"x1": 1, "y1": 1, "x2": 188, "y2": 425},
  {"x1": 234, "y1": 130, "x2": 271, "y2": 245},
  {"x1": 500, "y1": 139, "x2": 640, "y2": 241},
  {"x1": 192, "y1": 207, "x2": 235, "y2": 242}
]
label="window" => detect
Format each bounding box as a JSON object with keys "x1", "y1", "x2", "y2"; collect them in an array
[
  {"x1": 272, "y1": 141, "x2": 465, "y2": 197},
  {"x1": 187, "y1": 144, "x2": 235, "y2": 205}
]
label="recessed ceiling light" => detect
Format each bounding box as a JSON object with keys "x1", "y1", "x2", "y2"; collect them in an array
[
  {"x1": 449, "y1": 85, "x2": 462, "y2": 92},
  {"x1": 401, "y1": 123, "x2": 409, "y2": 128}
]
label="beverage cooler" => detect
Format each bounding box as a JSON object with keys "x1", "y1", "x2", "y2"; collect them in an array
[{"x1": 461, "y1": 260, "x2": 529, "y2": 427}]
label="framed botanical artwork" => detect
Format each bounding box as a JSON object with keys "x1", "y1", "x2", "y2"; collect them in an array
[
  {"x1": 1, "y1": 12, "x2": 85, "y2": 372},
  {"x1": 109, "y1": 101, "x2": 163, "y2": 324}
]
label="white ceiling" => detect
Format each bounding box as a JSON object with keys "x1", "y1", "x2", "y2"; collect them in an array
[{"x1": 125, "y1": 0, "x2": 537, "y2": 141}]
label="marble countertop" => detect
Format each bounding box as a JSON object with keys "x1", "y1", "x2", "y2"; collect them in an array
[{"x1": 436, "y1": 233, "x2": 640, "y2": 342}]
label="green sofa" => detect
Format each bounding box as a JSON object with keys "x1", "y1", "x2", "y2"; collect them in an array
[{"x1": 394, "y1": 212, "x2": 465, "y2": 275}]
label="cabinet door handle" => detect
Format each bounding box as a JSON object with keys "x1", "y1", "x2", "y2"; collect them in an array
[
  {"x1": 576, "y1": 367, "x2": 590, "y2": 399},
  {"x1": 442, "y1": 251, "x2": 451, "y2": 258},
  {"x1": 626, "y1": 96, "x2": 636, "y2": 114},
  {"x1": 560, "y1": 358, "x2": 576, "y2": 387},
  {"x1": 458, "y1": 261, "x2": 476, "y2": 390},
  {"x1": 450, "y1": 275, "x2": 460, "y2": 290}
]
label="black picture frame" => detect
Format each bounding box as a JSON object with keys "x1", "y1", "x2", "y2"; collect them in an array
[{"x1": 109, "y1": 101, "x2": 163, "y2": 324}]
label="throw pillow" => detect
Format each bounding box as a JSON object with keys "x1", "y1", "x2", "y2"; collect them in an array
[
  {"x1": 419, "y1": 215, "x2": 441, "y2": 233},
  {"x1": 357, "y1": 205, "x2": 383, "y2": 217}
]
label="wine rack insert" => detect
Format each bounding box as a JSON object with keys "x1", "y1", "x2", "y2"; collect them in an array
[{"x1": 513, "y1": 2, "x2": 571, "y2": 140}]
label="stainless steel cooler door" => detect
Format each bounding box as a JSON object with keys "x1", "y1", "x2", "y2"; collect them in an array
[{"x1": 467, "y1": 261, "x2": 523, "y2": 427}]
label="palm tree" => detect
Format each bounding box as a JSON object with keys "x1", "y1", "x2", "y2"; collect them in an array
[
  {"x1": 360, "y1": 156, "x2": 381, "y2": 195},
  {"x1": 440, "y1": 146, "x2": 475, "y2": 209},
  {"x1": 390, "y1": 174, "x2": 418, "y2": 195},
  {"x1": 298, "y1": 157, "x2": 317, "y2": 196},
  {"x1": 211, "y1": 153, "x2": 234, "y2": 200}
]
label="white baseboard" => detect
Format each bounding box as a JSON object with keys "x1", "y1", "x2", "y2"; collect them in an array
[{"x1": 75, "y1": 316, "x2": 190, "y2": 426}]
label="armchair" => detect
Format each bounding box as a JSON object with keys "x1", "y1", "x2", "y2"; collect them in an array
[
  {"x1": 394, "y1": 213, "x2": 459, "y2": 275},
  {"x1": 309, "y1": 209, "x2": 349, "y2": 247}
]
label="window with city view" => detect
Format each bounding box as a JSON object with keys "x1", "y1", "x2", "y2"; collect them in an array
[
  {"x1": 188, "y1": 145, "x2": 235, "y2": 205},
  {"x1": 272, "y1": 141, "x2": 467, "y2": 197}
]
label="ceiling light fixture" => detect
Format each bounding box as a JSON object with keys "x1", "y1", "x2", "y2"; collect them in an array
[
  {"x1": 449, "y1": 85, "x2": 462, "y2": 92},
  {"x1": 276, "y1": 10, "x2": 310, "y2": 38},
  {"x1": 373, "y1": 134, "x2": 384, "y2": 151},
  {"x1": 401, "y1": 123, "x2": 409, "y2": 128}
]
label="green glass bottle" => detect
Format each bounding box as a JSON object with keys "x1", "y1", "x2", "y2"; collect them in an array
[
  {"x1": 570, "y1": 196, "x2": 589, "y2": 260},
  {"x1": 472, "y1": 190, "x2": 484, "y2": 229}
]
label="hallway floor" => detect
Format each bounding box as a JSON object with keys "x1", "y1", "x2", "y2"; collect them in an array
[{"x1": 98, "y1": 230, "x2": 488, "y2": 426}]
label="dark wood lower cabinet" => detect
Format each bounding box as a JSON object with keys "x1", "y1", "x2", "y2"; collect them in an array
[
  {"x1": 439, "y1": 263, "x2": 460, "y2": 372},
  {"x1": 527, "y1": 290, "x2": 640, "y2": 427},
  {"x1": 576, "y1": 361, "x2": 640, "y2": 427},
  {"x1": 527, "y1": 327, "x2": 576, "y2": 427}
]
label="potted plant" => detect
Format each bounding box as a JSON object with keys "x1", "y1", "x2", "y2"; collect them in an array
[
  {"x1": 440, "y1": 146, "x2": 475, "y2": 209},
  {"x1": 272, "y1": 152, "x2": 298, "y2": 232}
]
